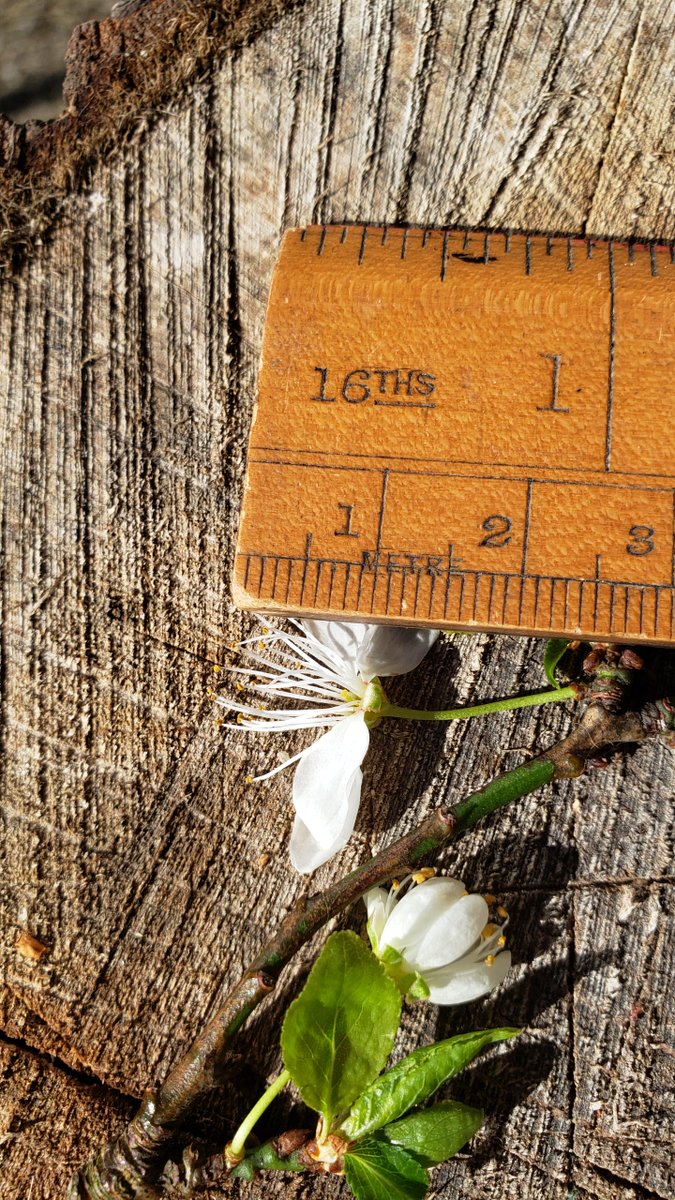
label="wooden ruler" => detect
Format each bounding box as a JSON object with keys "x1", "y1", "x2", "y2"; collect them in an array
[{"x1": 234, "y1": 225, "x2": 675, "y2": 644}]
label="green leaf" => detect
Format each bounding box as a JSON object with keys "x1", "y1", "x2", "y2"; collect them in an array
[
  {"x1": 381, "y1": 1099, "x2": 483, "y2": 1165},
  {"x1": 281, "y1": 931, "x2": 402, "y2": 1132},
  {"x1": 544, "y1": 638, "x2": 571, "y2": 686},
  {"x1": 344, "y1": 1138, "x2": 428, "y2": 1200},
  {"x1": 341, "y1": 1027, "x2": 518, "y2": 1140}
]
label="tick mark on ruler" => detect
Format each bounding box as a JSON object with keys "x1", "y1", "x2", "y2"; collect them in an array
[
  {"x1": 359, "y1": 225, "x2": 368, "y2": 265},
  {"x1": 441, "y1": 231, "x2": 450, "y2": 281}
]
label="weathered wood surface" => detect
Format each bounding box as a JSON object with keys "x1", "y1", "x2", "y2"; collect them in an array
[{"x1": 1, "y1": 1, "x2": 674, "y2": 1196}]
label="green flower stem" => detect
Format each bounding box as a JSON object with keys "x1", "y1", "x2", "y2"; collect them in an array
[
  {"x1": 228, "y1": 1068, "x2": 291, "y2": 1160},
  {"x1": 384, "y1": 684, "x2": 578, "y2": 722}
]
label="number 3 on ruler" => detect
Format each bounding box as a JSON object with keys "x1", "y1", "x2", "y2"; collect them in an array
[{"x1": 627, "y1": 524, "x2": 655, "y2": 556}]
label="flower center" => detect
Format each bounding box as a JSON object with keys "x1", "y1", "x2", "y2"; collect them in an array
[{"x1": 360, "y1": 677, "x2": 390, "y2": 727}]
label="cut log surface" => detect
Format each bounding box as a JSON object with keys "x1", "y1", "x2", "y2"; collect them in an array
[{"x1": 0, "y1": 1, "x2": 674, "y2": 1197}]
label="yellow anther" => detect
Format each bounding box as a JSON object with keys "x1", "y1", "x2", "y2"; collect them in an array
[
  {"x1": 257, "y1": 641, "x2": 266, "y2": 650},
  {"x1": 212, "y1": 663, "x2": 222, "y2": 673},
  {"x1": 483, "y1": 893, "x2": 497, "y2": 906},
  {"x1": 392, "y1": 878, "x2": 401, "y2": 890},
  {"x1": 482, "y1": 923, "x2": 499, "y2": 939},
  {"x1": 214, "y1": 718, "x2": 224, "y2": 728},
  {"x1": 497, "y1": 905, "x2": 509, "y2": 919},
  {"x1": 412, "y1": 867, "x2": 436, "y2": 884},
  {"x1": 236, "y1": 682, "x2": 245, "y2": 692},
  {"x1": 262, "y1": 626, "x2": 270, "y2": 634},
  {"x1": 246, "y1": 774, "x2": 254, "y2": 783},
  {"x1": 236, "y1": 714, "x2": 245, "y2": 724},
  {"x1": 498, "y1": 935, "x2": 507, "y2": 947},
  {"x1": 206, "y1": 689, "x2": 216, "y2": 699},
  {"x1": 485, "y1": 954, "x2": 496, "y2": 966}
]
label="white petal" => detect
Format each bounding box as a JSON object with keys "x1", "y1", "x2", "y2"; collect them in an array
[
  {"x1": 363, "y1": 887, "x2": 390, "y2": 947},
  {"x1": 288, "y1": 712, "x2": 369, "y2": 873},
  {"x1": 356, "y1": 627, "x2": 440, "y2": 679},
  {"x1": 299, "y1": 620, "x2": 367, "y2": 662},
  {"x1": 408, "y1": 893, "x2": 490, "y2": 971},
  {"x1": 379, "y1": 879, "x2": 467, "y2": 957},
  {"x1": 424, "y1": 951, "x2": 512, "y2": 1005}
]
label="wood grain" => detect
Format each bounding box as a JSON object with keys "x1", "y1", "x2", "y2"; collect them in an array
[{"x1": 0, "y1": 1, "x2": 674, "y2": 1197}]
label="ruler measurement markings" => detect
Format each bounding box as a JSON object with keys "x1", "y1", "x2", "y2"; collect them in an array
[
  {"x1": 284, "y1": 560, "x2": 294, "y2": 604},
  {"x1": 313, "y1": 559, "x2": 324, "y2": 606},
  {"x1": 271, "y1": 555, "x2": 280, "y2": 600},
  {"x1": 428, "y1": 571, "x2": 438, "y2": 619},
  {"x1": 441, "y1": 231, "x2": 450, "y2": 281},
  {"x1": 594, "y1": 555, "x2": 602, "y2": 630},
  {"x1": 457, "y1": 569, "x2": 467, "y2": 621},
  {"x1": 327, "y1": 560, "x2": 337, "y2": 607},
  {"x1": 342, "y1": 561, "x2": 352, "y2": 608},
  {"x1": 385, "y1": 563, "x2": 395, "y2": 616},
  {"x1": 413, "y1": 567, "x2": 423, "y2": 617},
  {"x1": 242, "y1": 552, "x2": 675, "y2": 637},
  {"x1": 443, "y1": 546, "x2": 454, "y2": 619},
  {"x1": 487, "y1": 573, "x2": 497, "y2": 621},
  {"x1": 299, "y1": 535, "x2": 312, "y2": 606},
  {"x1": 519, "y1": 479, "x2": 534, "y2": 622},
  {"x1": 563, "y1": 579, "x2": 571, "y2": 629}
]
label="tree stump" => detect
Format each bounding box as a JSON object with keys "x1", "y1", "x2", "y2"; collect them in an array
[{"x1": 0, "y1": 2, "x2": 674, "y2": 1197}]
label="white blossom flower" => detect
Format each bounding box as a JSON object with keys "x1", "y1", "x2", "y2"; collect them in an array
[
  {"x1": 364, "y1": 871, "x2": 512, "y2": 1004},
  {"x1": 216, "y1": 620, "x2": 439, "y2": 874}
]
